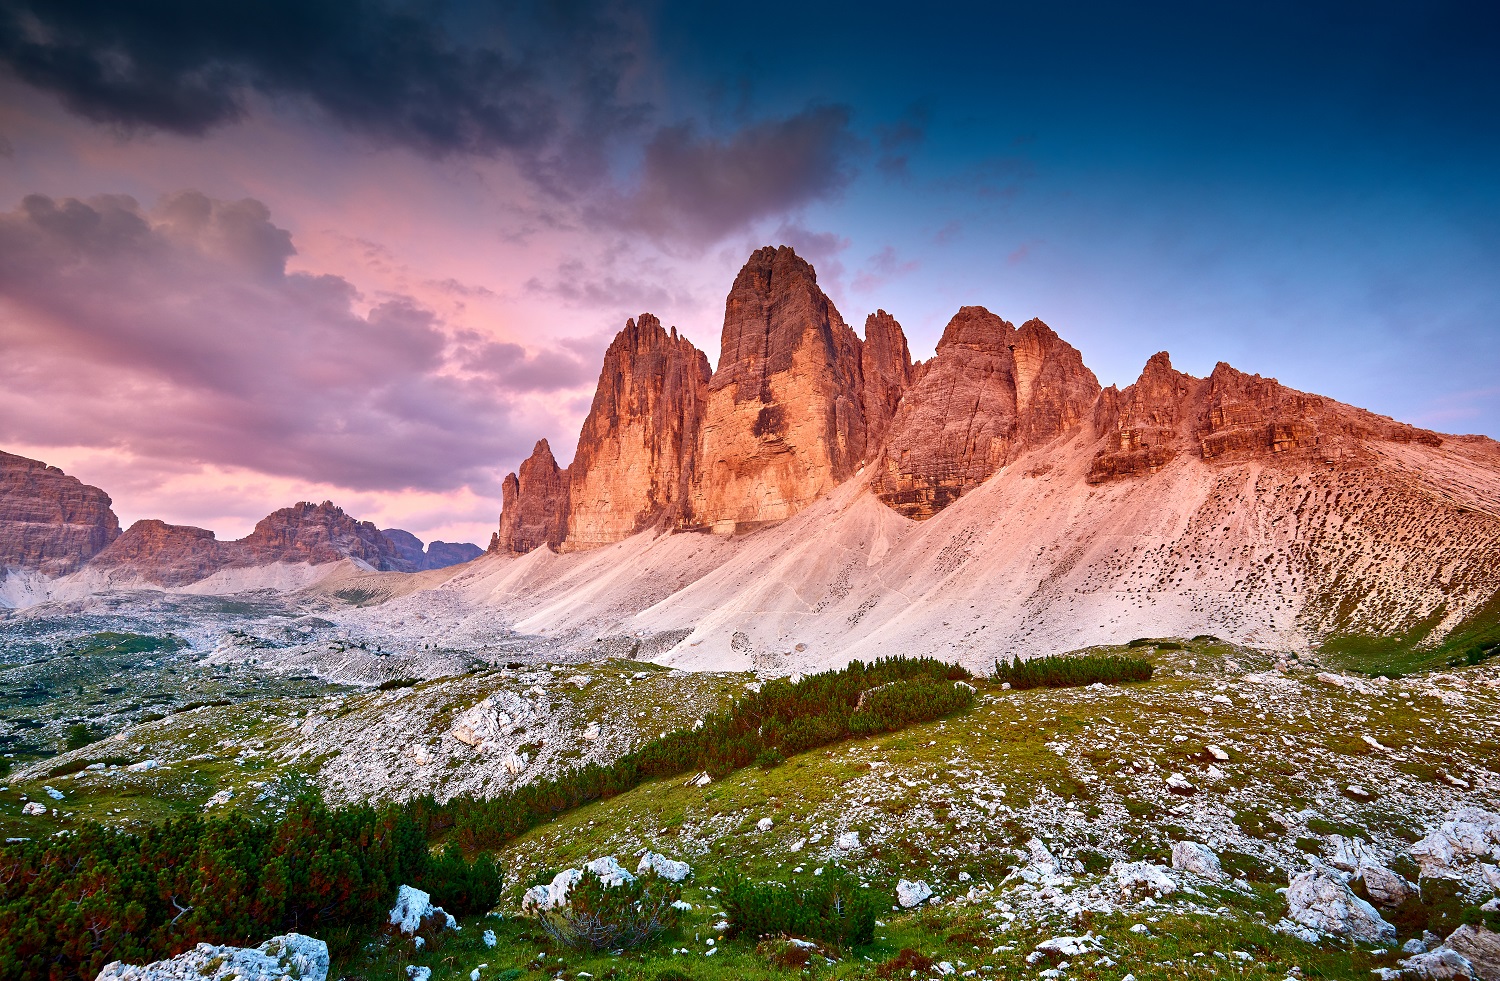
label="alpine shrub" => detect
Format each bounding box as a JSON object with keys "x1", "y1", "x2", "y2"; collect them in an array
[
  {"x1": 535, "y1": 870, "x2": 682, "y2": 951},
  {"x1": 991, "y1": 653, "x2": 1153, "y2": 689},
  {"x1": 720, "y1": 871, "x2": 878, "y2": 948}
]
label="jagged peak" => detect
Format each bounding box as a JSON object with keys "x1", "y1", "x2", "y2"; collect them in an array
[{"x1": 937, "y1": 305, "x2": 1014, "y2": 349}]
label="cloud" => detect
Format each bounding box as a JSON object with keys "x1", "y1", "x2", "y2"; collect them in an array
[
  {"x1": 0, "y1": 190, "x2": 591, "y2": 493},
  {"x1": 594, "y1": 105, "x2": 860, "y2": 247},
  {"x1": 852, "y1": 245, "x2": 919, "y2": 294},
  {"x1": 875, "y1": 102, "x2": 929, "y2": 182},
  {"x1": 0, "y1": 0, "x2": 641, "y2": 161}
]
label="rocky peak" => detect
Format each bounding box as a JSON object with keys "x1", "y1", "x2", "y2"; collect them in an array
[
  {"x1": 0, "y1": 450, "x2": 121, "y2": 576},
  {"x1": 563, "y1": 314, "x2": 711, "y2": 551},
  {"x1": 687, "y1": 245, "x2": 870, "y2": 533},
  {"x1": 380, "y1": 528, "x2": 482, "y2": 570},
  {"x1": 88, "y1": 519, "x2": 227, "y2": 586},
  {"x1": 492, "y1": 439, "x2": 569, "y2": 554},
  {"x1": 872, "y1": 307, "x2": 1099, "y2": 519},
  {"x1": 239, "y1": 500, "x2": 409, "y2": 570},
  {"x1": 860, "y1": 310, "x2": 916, "y2": 454},
  {"x1": 1087, "y1": 354, "x2": 1445, "y2": 484}
]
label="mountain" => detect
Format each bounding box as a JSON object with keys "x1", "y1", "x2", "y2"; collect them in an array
[
  {"x1": 0, "y1": 450, "x2": 120, "y2": 576},
  {"x1": 479, "y1": 244, "x2": 1500, "y2": 668},
  {"x1": 85, "y1": 501, "x2": 415, "y2": 586},
  {"x1": 383, "y1": 528, "x2": 483, "y2": 570}
]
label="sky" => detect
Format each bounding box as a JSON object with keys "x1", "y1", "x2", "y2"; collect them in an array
[{"x1": 1, "y1": 1, "x2": 1497, "y2": 546}]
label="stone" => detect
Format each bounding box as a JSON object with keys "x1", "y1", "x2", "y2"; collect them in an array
[
  {"x1": 860, "y1": 310, "x2": 917, "y2": 453},
  {"x1": 836, "y1": 831, "x2": 862, "y2": 850},
  {"x1": 563, "y1": 315, "x2": 712, "y2": 550},
  {"x1": 1113, "y1": 861, "x2": 1176, "y2": 897},
  {"x1": 491, "y1": 440, "x2": 569, "y2": 554},
  {"x1": 1354, "y1": 865, "x2": 1416, "y2": 908},
  {"x1": 872, "y1": 310, "x2": 1099, "y2": 518},
  {"x1": 686, "y1": 246, "x2": 872, "y2": 534},
  {"x1": 389, "y1": 884, "x2": 458, "y2": 935},
  {"x1": 522, "y1": 857, "x2": 636, "y2": 914},
  {"x1": 21, "y1": 801, "x2": 46, "y2": 815},
  {"x1": 1165, "y1": 772, "x2": 1196, "y2": 794},
  {"x1": 1171, "y1": 841, "x2": 1224, "y2": 880},
  {"x1": 1399, "y1": 948, "x2": 1479, "y2": 980},
  {"x1": 897, "y1": 879, "x2": 933, "y2": 908},
  {"x1": 1443, "y1": 923, "x2": 1500, "y2": 980},
  {"x1": 95, "y1": 933, "x2": 328, "y2": 981},
  {"x1": 1329, "y1": 835, "x2": 1377, "y2": 872},
  {"x1": 637, "y1": 851, "x2": 692, "y2": 882},
  {"x1": 1284, "y1": 865, "x2": 1396, "y2": 942},
  {"x1": 0, "y1": 450, "x2": 120, "y2": 576},
  {"x1": 1411, "y1": 808, "x2": 1500, "y2": 874}
]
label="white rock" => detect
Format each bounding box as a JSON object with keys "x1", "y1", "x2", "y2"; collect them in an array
[
  {"x1": 1035, "y1": 934, "x2": 1102, "y2": 957},
  {"x1": 637, "y1": 851, "x2": 691, "y2": 882},
  {"x1": 522, "y1": 869, "x2": 582, "y2": 913},
  {"x1": 687, "y1": 771, "x2": 712, "y2": 788},
  {"x1": 482, "y1": 930, "x2": 496, "y2": 948},
  {"x1": 1206, "y1": 744, "x2": 1230, "y2": 761},
  {"x1": 96, "y1": 933, "x2": 328, "y2": 981},
  {"x1": 126, "y1": 760, "x2": 159, "y2": 772},
  {"x1": 566, "y1": 675, "x2": 592, "y2": 688},
  {"x1": 389, "y1": 885, "x2": 457, "y2": 936},
  {"x1": 1398, "y1": 948, "x2": 1478, "y2": 979},
  {"x1": 897, "y1": 879, "x2": 933, "y2": 908},
  {"x1": 1443, "y1": 922, "x2": 1500, "y2": 980},
  {"x1": 43, "y1": 786, "x2": 64, "y2": 800},
  {"x1": 581, "y1": 723, "x2": 601, "y2": 741},
  {"x1": 1284, "y1": 866, "x2": 1396, "y2": 942},
  {"x1": 406, "y1": 968, "x2": 431, "y2": 981},
  {"x1": 1171, "y1": 841, "x2": 1224, "y2": 881},
  {"x1": 502, "y1": 752, "x2": 527, "y2": 776},
  {"x1": 1329, "y1": 835, "x2": 1376, "y2": 873},
  {"x1": 756, "y1": 818, "x2": 774, "y2": 832},
  {"x1": 1165, "y1": 772, "x2": 1195, "y2": 794},
  {"x1": 836, "y1": 831, "x2": 862, "y2": 850},
  {"x1": 584, "y1": 856, "x2": 635, "y2": 887},
  {"x1": 21, "y1": 801, "x2": 46, "y2": 816},
  {"x1": 1411, "y1": 807, "x2": 1500, "y2": 873},
  {"x1": 1111, "y1": 861, "x2": 1176, "y2": 897}
]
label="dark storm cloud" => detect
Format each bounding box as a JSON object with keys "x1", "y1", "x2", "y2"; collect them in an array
[
  {"x1": 0, "y1": 191, "x2": 587, "y2": 492},
  {"x1": 0, "y1": 0, "x2": 630, "y2": 157},
  {"x1": 592, "y1": 105, "x2": 860, "y2": 246}
]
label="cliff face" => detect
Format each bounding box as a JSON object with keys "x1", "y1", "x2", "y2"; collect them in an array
[
  {"x1": 686, "y1": 246, "x2": 873, "y2": 534},
  {"x1": 562, "y1": 314, "x2": 712, "y2": 551},
  {"x1": 0, "y1": 450, "x2": 120, "y2": 576},
  {"x1": 88, "y1": 519, "x2": 227, "y2": 586},
  {"x1": 382, "y1": 528, "x2": 482, "y2": 570},
  {"x1": 237, "y1": 501, "x2": 409, "y2": 570},
  {"x1": 490, "y1": 439, "x2": 569, "y2": 554},
  {"x1": 871, "y1": 309, "x2": 1100, "y2": 518},
  {"x1": 1087, "y1": 354, "x2": 1445, "y2": 483},
  {"x1": 860, "y1": 310, "x2": 916, "y2": 454}
]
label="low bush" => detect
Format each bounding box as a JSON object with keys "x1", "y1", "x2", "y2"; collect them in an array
[
  {"x1": 535, "y1": 869, "x2": 682, "y2": 951},
  {"x1": 991, "y1": 653, "x2": 1153, "y2": 689},
  {"x1": 376, "y1": 678, "x2": 419, "y2": 691},
  {"x1": 720, "y1": 871, "x2": 878, "y2": 949}
]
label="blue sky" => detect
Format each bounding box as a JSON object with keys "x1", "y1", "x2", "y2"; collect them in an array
[{"x1": 0, "y1": 0, "x2": 1495, "y2": 542}]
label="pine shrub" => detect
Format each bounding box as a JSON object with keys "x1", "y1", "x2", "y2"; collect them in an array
[
  {"x1": 719, "y1": 871, "x2": 878, "y2": 948},
  {"x1": 991, "y1": 653, "x2": 1153, "y2": 689},
  {"x1": 535, "y1": 869, "x2": 682, "y2": 951}
]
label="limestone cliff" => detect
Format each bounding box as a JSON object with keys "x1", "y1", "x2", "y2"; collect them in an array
[
  {"x1": 871, "y1": 308, "x2": 1100, "y2": 518},
  {"x1": 562, "y1": 314, "x2": 711, "y2": 551},
  {"x1": 490, "y1": 440, "x2": 569, "y2": 554},
  {"x1": 0, "y1": 450, "x2": 120, "y2": 575},
  {"x1": 686, "y1": 246, "x2": 871, "y2": 533}
]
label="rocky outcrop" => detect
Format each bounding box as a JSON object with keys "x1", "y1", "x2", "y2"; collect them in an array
[
  {"x1": 89, "y1": 519, "x2": 227, "y2": 586},
  {"x1": 382, "y1": 528, "x2": 482, "y2": 570},
  {"x1": 491, "y1": 440, "x2": 569, "y2": 554},
  {"x1": 563, "y1": 315, "x2": 711, "y2": 551},
  {"x1": 1088, "y1": 354, "x2": 1447, "y2": 483},
  {"x1": 871, "y1": 309, "x2": 1100, "y2": 518},
  {"x1": 238, "y1": 501, "x2": 409, "y2": 570},
  {"x1": 860, "y1": 310, "x2": 916, "y2": 453},
  {"x1": 1283, "y1": 864, "x2": 1396, "y2": 942},
  {"x1": 97, "y1": 933, "x2": 328, "y2": 981},
  {"x1": 0, "y1": 450, "x2": 120, "y2": 575},
  {"x1": 687, "y1": 246, "x2": 872, "y2": 534}
]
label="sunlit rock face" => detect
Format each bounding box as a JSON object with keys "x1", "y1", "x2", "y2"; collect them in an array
[
  {"x1": 562, "y1": 314, "x2": 712, "y2": 551},
  {"x1": 1087, "y1": 352, "x2": 1447, "y2": 484},
  {"x1": 0, "y1": 450, "x2": 120, "y2": 575},
  {"x1": 491, "y1": 439, "x2": 570, "y2": 555},
  {"x1": 685, "y1": 245, "x2": 873, "y2": 534},
  {"x1": 871, "y1": 308, "x2": 1099, "y2": 519}
]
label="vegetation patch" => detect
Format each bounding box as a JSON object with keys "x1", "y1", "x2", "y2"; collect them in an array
[{"x1": 992, "y1": 653, "x2": 1153, "y2": 689}]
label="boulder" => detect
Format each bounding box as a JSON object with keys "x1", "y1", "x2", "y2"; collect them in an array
[
  {"x1": 637, "y1": 851, "x2": 692, "y2": 882},
  {"x1": 1171, "y1": 841, "x2": 1224, "y2": 880},
  {"x1": 1399, "y1": 948, "x2": 1479, "y2": 980},
  {"x1": 1330, "y1": 835, "x2": 1378, "y2": 872},
  {"x1": 1111, "y1": 861, "x2": 1177, "y2": 898},
  {"x1": 1284, "y1": 865, "x2": 1396, "y2": 942},
  {"x1": 1411, "y1": 808, "x2": 1500, "y2": 875},
  {"x1": 95, "y1": 934, "x2": 327, "y2": 981},
  {"x1": 897, "y1": 879, "x2": 933, "y2": 908},
  {"x1": 522, "y1": 857, "x2": 637, "y2": 914},
  {"x1": 1443, "y1": 923, "x2": 1500, "y2": 980},
  {"x1": 1354, "y1": 865, "x2": 1416, "y2": 908},
  {"x1": 389, "y1": 885, "x2": 458, "y2": 936}
]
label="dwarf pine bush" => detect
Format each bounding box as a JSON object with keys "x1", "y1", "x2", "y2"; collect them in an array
[{"x1": 991, "y1": 653, "x2": 1153, "y2": 689}]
